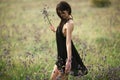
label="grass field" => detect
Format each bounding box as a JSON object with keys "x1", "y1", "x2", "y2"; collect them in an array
[{"x1": 0, "y1": 0, "x2": 120, "y2": 80}]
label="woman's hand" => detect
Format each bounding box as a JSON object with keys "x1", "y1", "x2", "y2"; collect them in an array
[
  {"x1": 65, "y1": 59, "x2": 71, "y2": 74},
  {"x1": 50, "y1": 25, "x2": 56, "y2": 32}
]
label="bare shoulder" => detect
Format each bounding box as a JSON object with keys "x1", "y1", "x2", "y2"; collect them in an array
[
  {"x1": 66, "y1": 19, "x2": 74, "y2": 30},
  {"x1": 67, "y1": 19, "x2": 74, "y2": 25}
]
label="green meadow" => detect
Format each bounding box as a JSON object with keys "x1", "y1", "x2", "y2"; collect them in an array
[{"x1": 0, "y1": 0, "x2": 120, "y2": 80}]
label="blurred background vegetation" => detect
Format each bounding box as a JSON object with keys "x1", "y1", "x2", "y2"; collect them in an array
[
  {"x1": 91, "y1": 0, "x2": 111, "y2": 7},
  {"x1": 0, "y1": 0, "x2": 120, "y2": 80}
]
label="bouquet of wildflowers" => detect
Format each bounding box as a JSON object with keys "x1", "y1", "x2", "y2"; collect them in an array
[{"x1": 42, "y1": 7, "x2": 52, "y2": 26}]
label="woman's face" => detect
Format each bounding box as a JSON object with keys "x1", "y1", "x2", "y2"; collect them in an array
[{"x1": 58, "y1": 10, "x2": 69, "y2": 19}]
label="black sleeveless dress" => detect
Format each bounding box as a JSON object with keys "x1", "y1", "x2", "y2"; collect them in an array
[{"x1": 55, "y1": 19, "x2": 88, "y2": 76}]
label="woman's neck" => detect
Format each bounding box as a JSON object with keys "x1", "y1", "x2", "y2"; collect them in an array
[
  {"x1": 67, "y1": 15, "x2": 72, "y2": 20},
  {"x1": 62, "y1": 15, "x2": 72, "y2": 21}
]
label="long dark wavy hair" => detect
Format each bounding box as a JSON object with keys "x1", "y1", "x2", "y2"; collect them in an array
[
  {"x1": 56, "y1": 1, "x2": 72, "y2": 26},
  {"x1": 56, "y1": 1, "x2": 72, "y2": 19}
]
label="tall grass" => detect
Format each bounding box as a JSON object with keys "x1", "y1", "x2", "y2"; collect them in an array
[{"x1": 0, "y1": 0, "x2": 120, "y2": 80}]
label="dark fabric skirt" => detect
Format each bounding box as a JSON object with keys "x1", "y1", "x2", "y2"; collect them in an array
[{"x1": 56, "y1": 57, "x2": 88, "y2": 76}]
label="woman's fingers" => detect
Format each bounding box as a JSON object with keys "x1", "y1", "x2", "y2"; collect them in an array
[
  {"x1": 65, "y1": 66, "x2": 70, "y2": 73},
  {"x1": 65, "y1": 62, "x2": 71, "y2": 73}
]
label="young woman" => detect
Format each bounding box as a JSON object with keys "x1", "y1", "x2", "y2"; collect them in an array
[{"x1": 50, "y1": 1, "x2": 88, "y2": 80}]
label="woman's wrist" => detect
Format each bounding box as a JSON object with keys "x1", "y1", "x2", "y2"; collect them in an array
[{"x1": 67, "y1": 58, "x2": 72, "y2": 62}]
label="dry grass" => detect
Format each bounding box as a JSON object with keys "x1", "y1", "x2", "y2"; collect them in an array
[{"x1": 0, "y1": 0, "x2": 120, "y2": 80}]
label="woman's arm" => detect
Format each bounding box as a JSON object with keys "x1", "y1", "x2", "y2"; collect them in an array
[
  {"x1": 66, "y1": 21, "x2": 73, "y2": 61},
  {"x1": 65, "y1": 20, "x2": 74, "y2": 73},
  {"x1": 50, "y1": 25, "x2": 56, "y2": 32}
]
